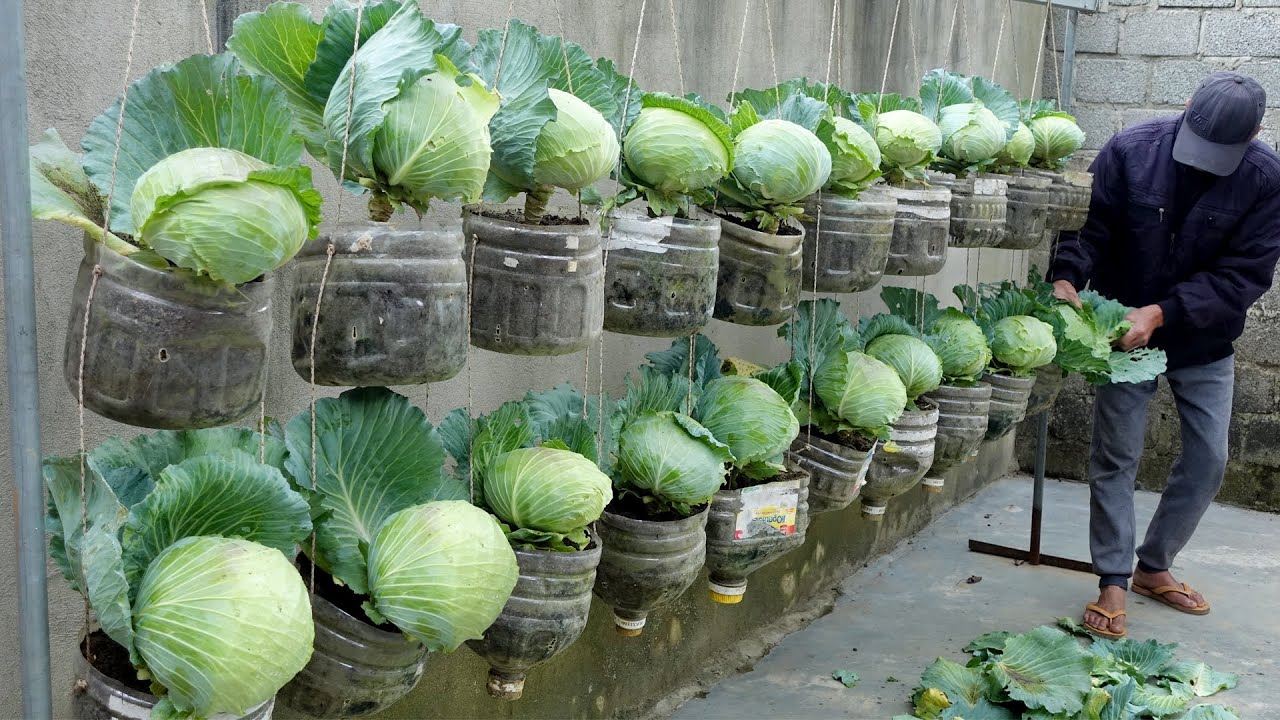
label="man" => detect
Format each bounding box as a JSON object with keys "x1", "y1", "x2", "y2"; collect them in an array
[{"x1": 1050, "y1": 72, "x2": 1280, "y2": 639}]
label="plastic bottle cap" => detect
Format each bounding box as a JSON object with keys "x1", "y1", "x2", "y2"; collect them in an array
[
  {"x1": 613, "y1": 613, "x2": 646, "y2": 636},
  {"x1": 709, "y1": 580, "x2": 747, "y2": 604},
  {"x1": 862, "y1": 504, "x2": 887, "y2": 521},
  {"x1": 923, "y1": 477, "x2": 945, "y2": 494}
]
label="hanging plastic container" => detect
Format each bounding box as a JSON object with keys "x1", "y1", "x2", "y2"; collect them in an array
[
  {"x1": 64, "y1": 239, "x2": 273, "y2": 430},
  {"x1": 277, "y1": 594, "x2": 428, "y2": 719},
  {"x1": 463, "y1": 208, "x2": 604, "y2": 356},
  {"x1": 1025, "y1": 367, "x2": 1069, "y2": 418},
  {"x1": 798, "y1": 189, "x2": 897, "y2": 293},
  {"x1": 862, "y1": 401, "x2": 939, "y2": 519},
  {"x1": 998, "y1": 172, "x2": 1053, "y2": 250},
  {"x1": 291, "y1": 223, "x2": 467, "y2": 387},
  {"x1": 920, "y1": 382, "x2": 992, "y2": 494},
  {"x1": 712, "y1": 216, "x2": 804, "y2": 326},
  {"x1": 945, "y1": 173, "x2": 1008, "y2": 249},
  {"x1": 73, "y1": 633, "x2": 275, "y2": 720},
  {"x1": 786, "y1": 432, "x2": 876, "y2": 515},
  {"x1": 983, "y1": 372, "x2": 1037, "y2": 441},
  {"x1": 466, "y1": 541, "x2": 601, "y2": 700},
  {"x1": 704, "y1": 469, "x2": 810, "y2": 604},
  {"x1": 883, "y1": 180, "x2": 951, "y2": 276},
  {"x1": 1028, "y1": 169, "x2": 1093, "y2": 232},
  {"x1": 602, "y1": 208, "x2": 720, "y2": 337},
  {"x1": 593, "y1": 508, "x2": 708, "y2": 636}
]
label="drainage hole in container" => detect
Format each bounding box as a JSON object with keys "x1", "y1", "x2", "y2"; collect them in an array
[
  {"x1": 157, "y1": 348, "x2": 169, "y2": 363},
  {"x1": 352, "y1": 326, "x2": 359, "y2": 340}
]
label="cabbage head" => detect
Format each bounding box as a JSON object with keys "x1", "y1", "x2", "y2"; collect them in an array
[
  {"x1": 991, "y1": 315, "x2": 1058, "y2": 376},
  {"x1": 814, "y1": 350, "x2": 908, "y2": 436},
  {"x1": 824, "y1": 116, "x2": 882, "y2": 196},
  {"x1": 366, "y1": 501, "x2": 518, "y2": 652},
  {"x1": 131, "y1": 148, "x2": 321, "y2": 286},
  {"x1": 875, "y1": 110, "x2": 943, "y2": 174},
  {"x1": 865, "y1": 334, "x2": 944, "y2": 402},
  {"x1": 1029, "y1": 114, "x2": 1086, "y2": 170},
  {"x1": 616, "y1": 411, "x2": 732, "y2": 507},
  {"x1": 927, "y1": 309, "x2": 993, "y2": 383},
  {"x1": 996, "y1": 121, "x2": 1035, "y2": 168},
  {"x1": 731, "y1": 118, "x2": 832, "y2": 205},
  {"x1": 132, "y1": 536, "x2": 313, "y2": 719},
  {"x1": 533, "y1": 88, "x2": 621, "y2": 192},
  {"x1": 938, "y1": 104, "x2": 1008, "y2": 167},
  {"x1": 623, "y1": 94, "x2": 732, "y2": 202},
  {"x1": 486, "y1": 446, "x2": 611, "y2": 534},
  {"x1": 695, "y1": 376, "x2": 799, "y2": 479}
]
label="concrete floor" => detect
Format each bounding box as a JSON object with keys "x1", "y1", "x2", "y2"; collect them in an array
[{"x1": 670, "y1": 475, "x2": 1278, "y2": 719}]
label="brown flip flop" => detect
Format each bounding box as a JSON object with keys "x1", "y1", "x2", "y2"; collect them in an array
[
  {"x1": 1133, "y1": 582, "x2": 1211, "y2": 615},
  {"x1": 1083, "y1": 603, "x2": 1127, "y2": 639}
]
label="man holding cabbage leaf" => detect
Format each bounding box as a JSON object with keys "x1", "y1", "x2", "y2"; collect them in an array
[{"x1": 1049, "y1": 71, "x2": 1280, "y2": 639}]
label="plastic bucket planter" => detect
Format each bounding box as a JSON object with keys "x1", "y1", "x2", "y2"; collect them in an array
[
  {"x1": 463, "y1": 208, "x2": 604, "y2": 356},
  {"x1": 786, "y1": 431, "x2": 876, "y2": 515},
  {"x1": 983, "y1": 372, "x2": 1037, "y2": 441},
  {"x1": 947, "y1": 173, "x2": 1009, "y2": 249},
  {"x1": 1025, "y1": 367, "x2": 1069, "y2": 418},
  {"x1": 920, "y1": 382, "x2": 992, "y2": 494},
  {"x1": 884, "y1": 180, "x2": 951, "y2": 276},
  {"x1": 862, "y1": 400, "x2": 940, "y2": 519},
  {"x1": 712, "y1": 216, "x2": 804, "y2": 326},
  {"x1": 593, "y1": 507, "x2": 708, "y2": 636},
  {"x1": 798, "y1": 189, "x2": 897, "y2": 293},
  {"x1": 466, "y1": 539, "x2": 601, "y2": 700},
  {"x1": 73, "y1": 632, "x2": 275, "y2": 720},
  {"x1": 291, "y1": 223, "x2": 467, "y2": 386},
  {"x1": 1028, "y1": 169, "x2": 1093, "y2": 232},
  {"x1": 704, "y1": 467, "x2": 811, "y2": 604},
  {"x1": 64, "y1": 239, "x2": 273, "y2": 430},
  {"x1": 602, "y1": 208, "x2": 720, "y2": 337},
  {"x1": 998, "y1": 171, "x2": 1053, "y2": 250}
]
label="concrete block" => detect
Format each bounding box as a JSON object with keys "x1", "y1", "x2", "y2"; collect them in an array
[
  {"x1": 1151, "y1": 59, "x2": 1220, "y2": 105},
  {"x1": 1202, "y1": 10, "x2": 1280, "y2": 56},
  {"x1": 1232, "y1": 364, "x2": 1279, "y2": 414},
  {"x1": 1120, "y1": 11, "x2": 1203, "y2": 56},
  {"x1": 1235, "y1": 61, "x2": 1280, "y2": 107},
  {"x1": 1120, "y1": 107, "x2": 1185, "y2": 130},
  {"x1": 1108, "y1": 0, "x2": 1151, "y2": 6},
  {"x1": 1072, "y1": 104, "x2": 1125, "y2": 149},
  {"x1": 1244, "y1": 0, "x2": 1280, "y2": 6},
  {"x1": 1158, "y1": 0, "x2": 1233, "y2": 6},
  {"x1": 1074, "y1": 58, "x2": 1150, "y2": 103},
  {"x1": 1051, "y1": 11, "x2": 1120, "y2": 54},
  {"x1": 1237, "y1": 414, "x2": 1280, "y2": 466}
]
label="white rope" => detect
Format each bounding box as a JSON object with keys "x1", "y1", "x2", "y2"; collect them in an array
[
  {"x1": 668, "y1": 0, "x2": 686, "y2": 96},
  {"x1": 762, "y1": 0, "x2": 781, "y2": 107},
  {"x1": 991, "y1": 0, "x2": 1009, "y2": 80},
  {"x1": 877, "y1": 0, "x2": 905, "y2": 114},
  {"x1": 729, "y1": 0, "x2": 752, "y2": 99},
  {"x1": 197, "y1": 0, "x2": 214, "y2": 53}
]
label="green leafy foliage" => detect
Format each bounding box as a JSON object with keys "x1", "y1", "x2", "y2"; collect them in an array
[
  {"x1": 617, "y1": 92, "x2": 732, "y2": 217},
  {"x1": 1029, "y1": 111, "x2": 1086, "y2": 171},
  {"x1": 615, "y1": 410, "x2": 732, "y2": 511},
  {"x1": 882, "y1": 287, "x2": 992, "y2": 384},
  {"x1": 695, "y1": 375, "x2": 799, "y2": 480},
  {"x1": 865, "y1": 331, "x2": 944, "y2": 403},
  {"x1": 832, "y1": 669, "x2": 860, "y2": 688},
  {"x1": 716, "y1": 117, "x2": 832, "y2": 233}
]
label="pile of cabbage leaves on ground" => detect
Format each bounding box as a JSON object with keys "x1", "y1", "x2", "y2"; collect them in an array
[{"x1": 897, "y1": 620, "x2": 1240, "y2": 720}]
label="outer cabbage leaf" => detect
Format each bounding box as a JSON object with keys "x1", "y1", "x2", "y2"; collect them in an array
[
  {"x1": 28, "y1": 129, "x2": 135, "y2": 254},
  {"x1": 695, "y1": 375, "x2": 799, "y2": 478},
  {"x1": 753, "y1": 360, "x2": 805, "y2": 406},
  {"x1": 439, "y1": 400, "x2": 535, "y2": 507},
  {"x1": 523, "y1": 383, "x2": 609, "y2": 467},
  {"x1": 81, "y1": 53, "x2": 304, "y2": 235},
  {"x1": 874, "y1": 109, "x2": 943, "y2": 182},
  {"x1": 616, "y1": 411, "x2": 731, "y2": 506},
  {"x1": 778, "y1": 298, "x2": 861, "y2": 396},
  {"x1": 985, "y1": 626, "x2": 1092, "y2": 716},
  {"x1": 1131, "y1": 682, "x2": 1194, "y2": 717},
  {"x1": 919, "y1": 69, "x2": 974, "y2": 124},
  {"x1": 365, "y1": 501, "x2": 518, "y2": 650},
  {"x1": 990, "y1": 315, "x2": 1058, "y2": 376},
  {"x1": 284, "y1": 387, "x2": 464, "y2": 594},
  {"x1": 80, "y1": 523, "x2": 135, "y2": 653},
  {"x1": 820, "y1": 116, "x2": 882, "y2": 197},
  {"x1": 721, "y1": 118, "x2": 831, "y2": 216},
  {"x1": 814, "y1": 350, "x2": 908, "y2": 436},
  {"x1": 645, "y1": 333, "x2": 723, "y2": 394},
  {"x1": 728, "y1": 79, "x2": 834, "y2": 134},
  {"x1": 972, "y1": 77, "x2": 1021, "y2": 142},
  {"x1": 1088, "y1": 636, "x2": 1177, "y2": 679},
  {"x1": 865, "y1": 333, "x2": 944, "y2": 402},
  {"x1": 1181, "y1": 706, "x2": 1241, "y2": 720},
  {"x1": 620, "y1": 92, "x2": 732, "y2": 215},
  {"x1": 304, "y1": 0, "x2": 405, "y2": 107},
  {"x1": 1100, "y1": 677, "x2": 1139, "y2": 720},
  {"x1": 485, "y1": 446, "x2": 611, "y2": 534},
  {"x1": 1159, "y1": 661, "x2": 1239, "y2": 698},
  {"x1": 1029, "y1": 113, "x2": 1086, "y2": 171}
]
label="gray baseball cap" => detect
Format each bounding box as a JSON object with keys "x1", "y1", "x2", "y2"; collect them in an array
[{"x1": 1173, "y1": 71, "x2": 1266, "y2": 176}]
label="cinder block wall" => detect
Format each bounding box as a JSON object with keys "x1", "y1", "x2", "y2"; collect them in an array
[{"x1": 1018, "y1": 0, "x2": 1280, "y2": 512}]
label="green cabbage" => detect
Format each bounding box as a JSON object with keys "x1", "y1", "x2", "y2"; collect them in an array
[
  {"x1": 1029, "y1": 114, "x2": 1086, "y2": 171},
  {"x1": 132, "y1": 536, "x2": 313, "y2": 719},
  {"x1": 621, "y1": 93, "x2": 733, "y2": 215},
  {"x1": 485, "y1": 446, "x2": 611, "y2": 535},
  {"x1": 875, "y1": 110, "x2": 942, "y2": 177},
  {"x1": 865, "y1": 334, "x2": 944, "y2": 402},
  {"x1": 616, "y1": 411, "x2": 731, "y2": 507},
  {"x1": 991, "y1": 315, "x2": 1058, "y2": 376},
  {"x1": 732, "y1": 118, "x2": 832, "y2": 206},
  {"x1": 996, "y1": 122, "x2": 1035, "y2": 168},
  {"x1": 365, "y1": 501, "x2": 519, "y2": 651},
  {"x1": 824, "y1": 116, "x2": 882, "y2": 196},
  {"x1": 814, "y1": 350, "x2": 908, "y2": 437},
  {"x1": 928, "y1": 309, "x2": 993, "y2": 383},
  {"x1": 533, "y1": 88, "x2": 621, "y2": 192},
  {"x1": 695, "y1": 375, "x2": 800, "y2": 479},
  {"x1": 938, "y1": 103, "x2": 1008, "y2": 168}
]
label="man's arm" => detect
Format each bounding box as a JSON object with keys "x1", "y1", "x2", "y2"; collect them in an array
[{"x1": 1049, "y1": 138, "x2": 1126, "y2": 292}]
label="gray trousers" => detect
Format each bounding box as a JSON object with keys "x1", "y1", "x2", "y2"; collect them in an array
[{"x1": 1088, "y1": 355, "x2": 1234, "y2": 589}]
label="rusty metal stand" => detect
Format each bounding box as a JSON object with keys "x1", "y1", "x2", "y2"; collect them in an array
[{"x1": 968, "y1": 411, "x2": 1094, "y2": 574}]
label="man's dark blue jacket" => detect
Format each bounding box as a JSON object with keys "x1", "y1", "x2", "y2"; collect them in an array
[{"x1": 1050, "y1": 116, "x2": 1280, "y2": 369}]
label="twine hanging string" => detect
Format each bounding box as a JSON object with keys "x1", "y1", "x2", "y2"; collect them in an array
[
  {"x1": 876, "y1": 0, "x2": 905, "y2": 114},
  {"x1": 990, "y1": 0, "x2": 1010, "y2": 80},
  {"x1": 762, "y1": 0, "x2": 781, "y2": 108},
  {"x1": 663, "y1": 0, "x2": 694, "y2": 412},
  {"x1": 729, "y1": 0, "x2": 752, "y2": 102},
  {"x1": 198, "y1": 0, "x2": 215, "y2": 53},
  {"x1": 1006, "y1": 0, "x2": 1023, "y2": 94}
]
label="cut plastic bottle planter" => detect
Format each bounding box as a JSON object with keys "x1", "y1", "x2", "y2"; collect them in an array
[
  {"x1": 713, "y1": 217, "x2": 804, "y2": 326},
  {"x1": 787, "y1": 431, "x2": 877, "y2": 516},
  {"x1": 935, "y1": 172, "x2": 1009, "y2": 249},
  {"x1": 862, "y1": 399, "x2": 940, "y2": 519},
  {"x1": 983, "y1": 372, "x2": 1037, "y2": 441},
  {"x1": 798, "y1": 190, "x2": 897, "y2": 293},
  {"x1": 593, "y1": 508, "x2": 708, "y2": 636},
  {"x1": 1030, "y1": 169, "x2": 1093, "y2": 233},
  {"x1": 704, "y1": 467, "x2": 811, "y2": 604},
  {"x1": 998, "y1": 170, "x2": 1054, "y2": 250},
  {"x1": 920, "y1": 382, "x2": 993, "y2": 494},
  {"x1": 884, "y1": 179, "x2": 952, "y2": 277}
]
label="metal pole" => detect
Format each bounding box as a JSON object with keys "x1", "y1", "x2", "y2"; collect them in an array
[
  {"x1": 1029, "y1": 410, "x2": 1049, "y2": 565},
  {"x1": 1060, "y1": 9, "x2": 1079, "y2": 113},
  {"x1": 1, "y1": 0, "x2": 53, "y2": 717}
]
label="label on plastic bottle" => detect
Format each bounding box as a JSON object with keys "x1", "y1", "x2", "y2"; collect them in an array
[{"x1": 733, "y1": 479, "x2": 801, "y2": 540}]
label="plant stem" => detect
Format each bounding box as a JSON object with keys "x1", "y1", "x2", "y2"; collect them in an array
[
  {"x1": 523, "y1": 184, "x2": 555, "y2": 225},
  {"x1": 369, "y1": 192, "x2": 394, "y2": 223}
]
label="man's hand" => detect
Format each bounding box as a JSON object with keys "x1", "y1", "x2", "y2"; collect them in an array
[
  {"x1": 1052, "y1": 280, "x2": 1082, "y2": 308},
  {"x1": 1117, "y1": 304, "x2": 1164, "y2": 351}
]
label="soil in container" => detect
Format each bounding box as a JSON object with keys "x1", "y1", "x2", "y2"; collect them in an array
[
  {"x1": 862, "y1": 399, "x2": 940, "y2": 519},
  {"x1": 704, "y1": 467, "x2": 811, "y2": 604},
  {"x1": 603, "y1": 209, "x2": 720, "y2": 337},
  {"x1": 290, "y1": 224, "x2": 467, "y2": 387},
  {"x1": 787, "y1": 427, "x2": 876, "y2": 515},
  {"x1": 883, "y1": 181, "x2": 951, "y2": 276},
  {"x1": 464, "y1": 208, "x2": 604, "y2": 356},
  {"x1": 712, "y1": 214, "x2": 804, "y2": 326},
  {"x1": 798, "y1": 190, "x2": 896, "y2": 293}
]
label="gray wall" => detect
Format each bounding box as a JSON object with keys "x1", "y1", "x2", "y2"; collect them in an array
[
  {"x1": 1, "y1": 1, "x2": 1048, "y2": 718},
  {"x1": 1020, "y1": 0, "x2": 1280, "y2": 511}
]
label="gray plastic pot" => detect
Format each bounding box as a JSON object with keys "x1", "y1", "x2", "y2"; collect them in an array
[
  {"x1": 64, "y1": 239, "x2": 273, "y2": 430},
  {"x1": 947, "y1": 173, "x2": 1009, "y2": 249},
  {"x1": 602, "y1": 208, "x2": 720, "y2": 337},
  {"x1": 466, "y1": 540, "x2": 601, "y2": 700},
  {"x1": 921, "y1": 382, "x2": 992, "y2": 494},
  {"x1": 291, "y1": 223, "x2": 467, "y2": 386},
  {"x1": 862, "y1": 400, "x2": 940, "y2": 519},
  {"x1": 884, "y1": 180, "x2": 951, "y2": 276},
  {"x1": 999, "y1": 172, "x2": 1054, "y2": 250},
  {"x1": 73, "y1": 635, "x2": 274, "y2": 720},
  {"x1": 277, "y1": 594, "x2": 427, "y2": 718},
  {"x1": 983, "y1": 372, "x2": 1037, "y2": 441},
  {"x1": 712, "y1": 216, "x2": 804, "y2": 326},
  {"x1": 593, "y1": 507, "x2": 708, "y2": 636},
  {"x1": 786, "y1": 431, "x2": 876, "y2": 515},
  {"x1": 1025, "y1": 367, "x2": 1069, "y2": 418},
  {"x1": 463, "y1": 208, "x2": 604, "y2": 355},
  {"x1": 798, "y1": 189, "x2": 896, "y2": 293},
  {"x1": 1028, "y1": 169, "x2": 1093, "y2": 232},
  {"x1": 704, "y1": 468, "x2": 810, "y2": 604}
]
